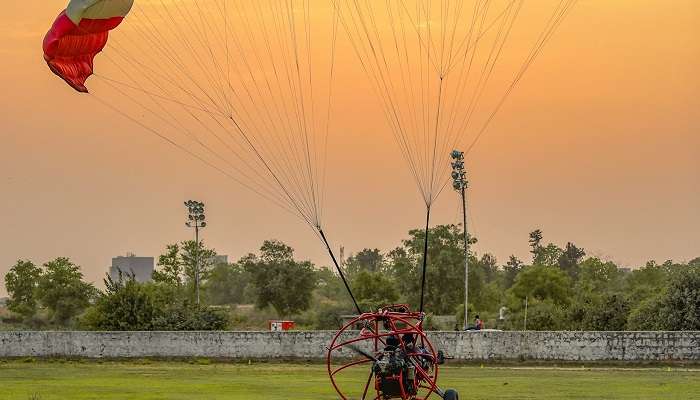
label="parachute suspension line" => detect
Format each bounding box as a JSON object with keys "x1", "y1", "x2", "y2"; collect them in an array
[
  {"x1": 88, "y1": 93, "x2": 298, "y2": 218},
  {"x1": 94, "y1": 0, "x2": 341, "y2": 231},
  {"x1": 428, "y1": 76, "x2": 445, "y2": 206},
  {"x1": 320, "y1": 8, "x2": 340, "y2": 226},
  {"x1": 463, "y1": 0, "x2": 578, "y2": 156},
  {"x1": 224, "y1": 1, "x2": 320, "y2": 224},
  {"x1": 418, "y1": 205, "x2": 432, "y2": 314},
  {"x1": 434, "y1": 0, "x2": 520, "y2": 181},
  {"x1": 319, "y1": 229, "x2": 363, "y2": 315},
  {"x1": 95, "y1": 43, "x2": 295, "y2": 209},
  {"x1": 227, "y1": 1, "x2": 319, "y2": 219},
  {"x1": 99, "y1": 22, "x2": 302, "y2": 212},
  {"x1": 333, "y1": 0, "x2": 429, "y2": 201}
]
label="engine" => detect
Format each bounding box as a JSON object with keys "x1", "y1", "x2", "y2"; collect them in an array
[{"x1": 373, "y1": 334, "x2": 430, "y2": 399}]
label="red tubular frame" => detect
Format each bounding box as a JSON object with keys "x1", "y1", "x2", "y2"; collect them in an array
[{"x1": 327, "y1": 308, "x2": 440, "y2": 400}]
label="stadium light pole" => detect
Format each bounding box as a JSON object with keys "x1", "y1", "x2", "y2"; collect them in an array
[
  {"x1": 185, "y1": 200, "x2": 206, "y2": 305},
  {"x1": 451, "y1": 150, "x2": 469, "y2": 330}
]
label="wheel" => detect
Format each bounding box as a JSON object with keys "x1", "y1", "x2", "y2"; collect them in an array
[{"x1": 443, "y1": 389, "x2": 459, "y2": 400}]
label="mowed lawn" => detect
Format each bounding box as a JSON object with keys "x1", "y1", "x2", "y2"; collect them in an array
[{"x1": 0, "y1": 361, "x2": 698, "y2": 399}]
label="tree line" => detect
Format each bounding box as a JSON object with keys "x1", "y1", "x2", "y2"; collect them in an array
[{"x1": 3, "y1": 226, "x2": 699, "y2": 331}]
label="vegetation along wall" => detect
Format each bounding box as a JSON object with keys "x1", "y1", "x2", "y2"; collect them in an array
[{"x1": 1, "y1": 331, "x2": 698, "y2": 361}]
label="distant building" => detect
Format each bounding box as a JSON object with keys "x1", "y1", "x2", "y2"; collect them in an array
[
  {"x1": 212, "y1": 255, "x2": 228, "y2": 265},
  {"x1": 109, "y1": 254, "x2": 154, "y2": 283}
]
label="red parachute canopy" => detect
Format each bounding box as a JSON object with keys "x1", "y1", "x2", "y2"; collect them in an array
[{"x1": 43, "y1": 0, "x2": 134, "y2": 93}]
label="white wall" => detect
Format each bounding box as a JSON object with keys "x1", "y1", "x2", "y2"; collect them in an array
[{"x1": 1, "y1": 331, "x2": 698, "y2": 361}]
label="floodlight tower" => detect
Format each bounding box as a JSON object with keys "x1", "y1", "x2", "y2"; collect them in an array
[
  {"x1": 451, "y1": 150, "x2": 469, "y2": 330},
  {"x1": 185, "y1": 200, "x2": 206, "y2": 304}
]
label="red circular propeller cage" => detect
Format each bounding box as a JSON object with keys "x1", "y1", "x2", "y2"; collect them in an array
[{"x1": 327, "y1": 305, "x2": 440, "y2": 400}]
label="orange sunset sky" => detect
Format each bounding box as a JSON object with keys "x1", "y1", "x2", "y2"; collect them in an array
[{"x1": 0, "y1": 0, "x2": 698, "y2": 295}]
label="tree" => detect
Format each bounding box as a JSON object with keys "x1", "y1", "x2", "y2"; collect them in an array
[
  {"x1": 522, "y1": 300, "x2": 568, "y2": 330},
  {"x1": 578, "y1": 258, "x2": 624, "y2": 293},
  {"x1": 37, "y1": 258, "x2": 96, "y2": 325},
  {"x1": 4, "y1": 260, "x2": 42, "y2": 319},
  {"x1": 536, "y1": 244, "x2": 564, "y2": 267},
  {"x1": 82, "y1": 274, "x2": 160, "y2": 330},
  {"x1": 528, "y1": 230, "x2": 563, "y2": 267},
  {"x1": 627, "y1": 295, "x2": 665, "y2": 330},
  {"x1": 660, "y1": 265, "x2": 700, "y2": 330},
  {"x1": 244, "y1": 240, "x2": 318, "y2": 317},
  {"x1": 153, "y1": 241, "x2": 219, "y2": 302},
  {"x1": 393, "y1": 225, "x2": 475, "y2": 314},
  {"x1": 345, "y1": 248, "x2": 384, "y2": 276},
  {"x1": 528, "y1": 229, "x2": 543, "y2": 260},
  {"x1": 180, "y1": 240, "x2": 218, "y2": 302},
  {"x1": 352, "y1": 270, "x2": 399, "y2": 311},
  {"x1": 205, "y1": 263, "x2": 251, "y2": 305},
  {"x1": 625, "y1": 261, "x2": 672, "y2": 304},
  {"x1": 558, "y1": 242, "x2": 586, "y2": 278},
  {"x1": 81, "y1": 274, "x2": 228, "y2": 331},
  {"x1": 153, "y1": 244, "x2": 183, "y2": 286},
  {"x1": 385, "y1": 247, "x2": 419, "y2": 304},
  {"x1": 509, "y1": 265, "x2": 571, "y2": 306},
  {"x1": 503, "y1": 256, "x2": 524, "y2": 289},
  {"x1": 583, "y1": 294, "x2": 630, "y2": 331}
]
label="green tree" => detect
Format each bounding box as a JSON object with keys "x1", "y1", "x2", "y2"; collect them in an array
[
  {"x1": 345, "y1": 248, "x2": 384, "y2": 276},
  {"x1": 385, "y1": 247, "x2": 419, "y2": 303},
  {"x1": 205, "y1": 263, "x2": 251, "y2": 305},
  {"x1": 509, "y1": 265, "x2": 571, "y2": 306},
  {"x1": 583, "y1": 294, "x2": 630, "y2": 331},
  {"x1": 153, "y1": 244, "x2": 183, "y2": 286},
  {"x1": 37, "y1": 258, "x2": 96, "y2": 325},
  {"x1": 153, "y1": 241, "x2": 219, "y2": 302},
  {"x1": 181, "y1": 240, "x2": 218, "y2": 286},
  {"x1": 536, "y1": 244, "x2": 564, "y2": 267},
  {"x1": 352, "y1": 270, "x2": 399, "y2": 311},
  {"x1": 528, "y1": 230, "x2": 563, "y2": 267},
  {"x1": 82, "y1": 274, "x2": 161, "y2": 330},
  {"x1": 558, "y1": 242, "x2": 586, "y2": 278},
  {"x1": 522, "y1": 300, "x2": 568, "y2": 330},
  {"x1": 627, "y1": 295, "x2": 665, "y2": 330},
  {"x1": 82, "y1": 274, "x2": 227, "y2": 331},
  {"x1": 503, "y1": 255, "x2": 524, "y2": 289},
  {"x1": 4, "y1": 260, "x2": 42, "y2": 319},
  {"x1": 660, "y1": 265, "x2": 700, "y2": 330},
  {"x1": 244, "y1": 240, "x2": 318, "y2": 317},
  {"x1": 624, "y1": 261, "x2": 672, "y2": 304},
  {"x1": 528, "y1": 229, "x2": 543, "y2": 256},
  {"x1": 394, "y1": 225, "x2": 475, "y2": 314}
]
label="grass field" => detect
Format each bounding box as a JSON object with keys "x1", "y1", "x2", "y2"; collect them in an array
[{"x1": 0, "y1": 360, "x2": 698, "y2": 399}]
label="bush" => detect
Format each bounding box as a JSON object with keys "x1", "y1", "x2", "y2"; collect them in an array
[
  {"x1": 81, "y1": 276, "x2": 228, "y2": 331},
  {"x1": 151, "y1": 304, "x2": 228, "y2": 331},
  {"x1": 627, "y1": 295, "x2": 665, "y2": 330}
]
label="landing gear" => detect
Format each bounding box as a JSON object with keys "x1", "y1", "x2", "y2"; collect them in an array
[{"x1": 443, "y1": 389, "x2": 459, "y2": 400}]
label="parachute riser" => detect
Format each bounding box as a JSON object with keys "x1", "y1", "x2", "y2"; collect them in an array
[
  {"x1": 418, "y1": 205, "x2": 431, "y2": 314},
  {"x1": 318, "y1": 228, "x2": 363, "y2": 315}
]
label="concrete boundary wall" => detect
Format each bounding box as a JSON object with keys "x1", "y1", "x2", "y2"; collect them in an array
[{"x1": 1, "y1": 331, "x2": 698, "y2": 361}]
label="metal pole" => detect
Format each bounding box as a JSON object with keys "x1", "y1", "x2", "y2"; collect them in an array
[
  {"x1": 195, "y1": 224, "x2": 200, "y2": 305},
  {"x1": 462, "y1": 186, "x2": 469, "y2": 330}
]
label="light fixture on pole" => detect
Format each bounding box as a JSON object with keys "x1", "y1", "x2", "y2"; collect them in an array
[
  {"x1": 451, "y1": 150, "x2": 469, "y2": 330},
  {"x1": 185, "y1": 200, "x2": 206, "y2": 305}
]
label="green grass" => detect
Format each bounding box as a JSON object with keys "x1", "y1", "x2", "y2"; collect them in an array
[{"x1": 0, "y1": 360, "x2": 698, "y2": 399}]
